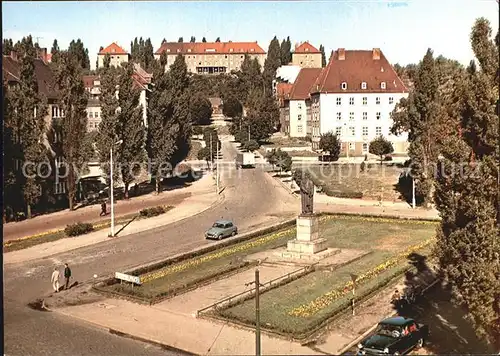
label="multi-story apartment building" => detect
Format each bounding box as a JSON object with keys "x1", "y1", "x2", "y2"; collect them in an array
[
  {"x1": 154, "y1": 41, "x2": 266, "y2": 74},
  {"x1": 82, "y1": 64, "x2": 152, "y2": 131},
  {"x1": 283, "y1": 68, "x2": 322, "y2": 137},
  {"x1": 309, "y1": 48, "x2": 409, "y2": 155},
  {"x1": 97, "y1": 42, "x2": 130, "y2": 68},
  {"x1": 291, "y1": 42, "x2": 322, "y2": 68},
  {"x1": 276, "y1": 82, "x2": 293, "y2": 133}
]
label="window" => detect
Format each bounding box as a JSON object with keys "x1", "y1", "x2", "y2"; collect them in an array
[
  {"x1": 362, "y1": 127, "x2": 368, "y2": 136},
  {"x1": 298, "y1": 114, "x2": 302, "y2": 121},
  {"x1": 361, "y1": 82, "x2": 367, "y2": 90},
  {"x1": 298, "y1": 103, "x2": 302, "y2": 110},
  {"x1": 336, "y1": 97, "x2": 342, "y2": 106},
  {"x1": 376, "y1": 112, "x2": 381, "y2": 120},
  {"x1": 349, "y1": 126, "x2": 355, "y2": 136},
  {"x1": 362, "y1": 143, "x2": 368, "y2": 153},
  {"x1": 362, "y1": 97, "x2": 367, "y2": 105},
  {"x1": 349, "y1": 112, "x2": 354, "y2": 121},
  {"x1": 88, "y1": 112, "x2": 93, "y2": 118},
  {"x1": 381, "y1": 82, "x2": 386, "y2": 89},
  {"x1": 95, "y1": 112, "x2": 99, "y2": 118},
  {"x1": 389, "y1": 97, "x2": 394, "y2": 105},
  {"x1": 349, "y1": 142, "x2": 355, "y2": 150},
  {"x1": 341, "y1": 82, "x2": 347, "y2": 90},
  {"x1": 363, "y1": 112, "x2": 368, "y2": 120},
  {"x1": 54, "y1": 181, "x2": 67, "y2": 195},
  {"x1": 297, "y1": 125, "x2": 303, "y2": 133},
  {"x1": 336, "y1": 112, "x2": 342, "y2": 120},
  {"x1": 376, "y1": 97, "x2": 381, "y2": 105},
  {"x1": 336, "y1": 127, "x2": 342, "y2": 136},
  {"x1": 349, "y1": 97, "x2": 354, "y2": 105},
  {"x1": 376, "y1": 127, "x2": 382, "y2": 136}
]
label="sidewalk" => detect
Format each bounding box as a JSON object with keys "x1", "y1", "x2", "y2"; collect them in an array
[
  {"x1": 54, "y1": 297, "x2": 322, "y2": 356},
  {"x1": 3, "y1": 173, "x2": 215, "y2": 242},
  {"x1": 5, "y1": 177, "x2": 221, "y2": 265}
]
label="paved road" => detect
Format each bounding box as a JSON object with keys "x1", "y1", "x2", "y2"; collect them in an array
[{"x1": 4, "y1": 140, "x2": 298, "y2": 356}]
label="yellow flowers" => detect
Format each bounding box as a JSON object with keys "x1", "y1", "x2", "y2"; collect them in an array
[
  {"x1": 288, "y1": 238, "x2": 435, "y2": 317},
  {"x1": 332, "y1": 214, "x2": 439, "y2": 226},
  {"x1": 140, "y1": 228, "x2": 296, "y2": 283}
]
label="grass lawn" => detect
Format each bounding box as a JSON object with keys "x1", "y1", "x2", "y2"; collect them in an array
[
  {"x1": 186, "y1": 140, "x2": 203, "y2": 160},
  {"x1": 215, "y1": 216, "x2": 437, "y2": 336},
  {"x1": 103, "y1": 227, "x2": 297, "y2": 300},
  {"x1": 303, "y1": 164, "x2": 404, "y2": 201},
  {"x1": 266, "y1": 136, "x2": 311, "y2": 148}
]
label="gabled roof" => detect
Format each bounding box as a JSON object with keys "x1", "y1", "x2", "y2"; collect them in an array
[
  {"x1": 289, "y1": 68, "x2": 322, "y2": 100},
  {"x1": 99, "y1": 42, "x2": 128, "y2": 55},
  {"x1": 155, "y1": 41, "x2": 266, "y2": 55},
  {"x1": 311, "y1": 48, "x2": 408, "y2": 94},
  {"x1": 294, "y1": 42, "x2": 321, "y2": 54},
  {"x1": 276, "y1": 82, "x2": 293, "y2": 98}
]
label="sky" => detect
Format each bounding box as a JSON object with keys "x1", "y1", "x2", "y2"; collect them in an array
[{"x1": 3, "y1": 0, "x2": 499, "y2": 69}]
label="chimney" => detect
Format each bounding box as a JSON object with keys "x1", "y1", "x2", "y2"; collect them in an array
[
  {"x1": 10, "y1": 51, "x2": 18, "y2": 61},
  {"x1": 338, "y1": 48, "x2": 345, "y2": 60},
  {"x1": 372, "y1": 48, "x2": 381, "y2": 60},
  {"x1": 37, "y1": 47, "x2": 48, "y2": 63}
]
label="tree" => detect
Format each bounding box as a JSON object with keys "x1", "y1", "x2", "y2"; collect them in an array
[
  {"x1": 243, "y1": 90, "x2": 277, "y2": 141},
  {"x1": 50, "y1": 39, "x2": 60, "y2": 64},
  {"x1": 215, "y1": 37, "x2": 221, "y2": 42},
  {"x1": 96, "y1": 46, "x2": 104, "y2": 69},
  {"x1": 190, "y1": 94, "x2": 213, "y2": 125},
  {"x1": 161, "y1": 38, "x2": 167, "y2": 45},
  {"x1": 203, "y1": 127, "x2": 220, "y2": 160},
  {"x1": 190, "y1": 36, "x2": 196, "y2": 43},
  {"x1": 54, "y1": 50, "x2": 90, "y2": 210},
  {"x1": 242, "y1": 139, "x2": 259, "y2": 152},
  {"x1": 202, "y1": 37, "x2": 207, "y2": 43},
  {"x1": 9, "y1": 36, "x2": 48, "y2": 218},
  {"x1": 319, "y1": 44, "x2": 327, "y2": 67},
  {"x1": 263, "y1": 36, "x2": 282, "y2": 91},
  {"x1": 434, "y1": 18, "x2": 499, "y2": 348},
  {"x1": 143, "y1": 38, "x2": 154, "y2": 70},
  {"x1": 103, "y1": 53, "x2": 111, "y2": 69},
  {"x1": 369, "y1": 135, "x2": 394, "y2": 164},
  {"x1": 280, "y1": 36, "x2": 292, "y2": 65},
  {"x1": 3, "y1": 38, "x2": 14, "y2": 55},
  {"x1": 68, "y1": 39, "x2": 90, "y2": 69},
  {"x1": 265, "y1": 149, "x2": 278, "y2": 171},
  {"x1": 222, "y1": 95, "x2": 243, "y2": 119},
  {"x1": 239, "y1": 55, "x2": 263, "y2": 104},
  {"x1": 197, "y1": 146, "x2": 211, "y2": 168},
  {"x1": 178, "y1": 37, "x2": 184, "y2": 43},
  {"x1": 318, "y1": 131, "x2": 341, "y2": 159}
]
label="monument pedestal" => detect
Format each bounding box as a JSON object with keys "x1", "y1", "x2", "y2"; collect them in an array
[{"x1": 285, "y1": 215, "x2": 328, "y2": 256}]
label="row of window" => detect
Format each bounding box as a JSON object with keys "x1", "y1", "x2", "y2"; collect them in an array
[
  {"x1": 52, "y1": 106, "x2": 65, "y2": 118},
  {"x1": 88, "y1": 111, "x2": 100, "y2": 119},
  {"x1": 335, "y1": 126, "x2": 384, "y2": 137},
  {"x1": 337, "y1": 96, "x2": 394, "y2": 106},
  {"x1": 88, "y1": 121, "x2": 100, "y2": 129},
  {"x1": 336, "y1": 112, "x2": 383, "y2": 121},
  {"x1": 341, "y1": 81, "x2": 388, "y2": 90}
]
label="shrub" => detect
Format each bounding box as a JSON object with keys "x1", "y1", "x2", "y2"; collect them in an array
[
  {"x1": 384, "y1": 155, "x2": 393, "y2": 161},
  {"x1": 322, "y1": 186, "x2": 363, "y2": 199},
  {"x1": 140, "y1": 206, "x2": 167, "y2": 218},
  {"x1": 360, "y1": 161, "x2": 366, "y2": 172},
  {"x1": 65, "y1": 222, "x2": 94, "y2": 237},
  {"x1": 242, "y1": 139, "x2": 259, "y2": 152}
]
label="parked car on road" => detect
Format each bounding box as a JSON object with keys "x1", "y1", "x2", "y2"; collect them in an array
[
  {"x1": 205, "y1": 220, "x2": 237, "y2": 240},
  {"x1": 357, "y1": 316, "x2": 428, "y2": 355}
]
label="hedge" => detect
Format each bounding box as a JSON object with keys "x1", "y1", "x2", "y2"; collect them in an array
[{"x1": 64, "y1": 222, "x2": 94, "y2": 237}]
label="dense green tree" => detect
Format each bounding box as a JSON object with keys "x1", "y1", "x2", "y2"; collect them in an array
[
  {"x1": 3, "y1": 38, "x2": 14, "y2": 55},
  {"x1": 369, "y1": 135, "x2": 394, "y2": 164},
  {"x1": 203, "y1": 127, "x2": 220, "y2": 161},
  {"x1": 190, "y1": 36, "x2": 196, "y2": 43},
  {"x1": 143, "y1": 38, "x2": 154, "y2": 70},
  {"x1": 239, "y1": 55, "x2": 263, "y2": 104},
  {"x1": 280, "y1": 36, "x2": 292, "y2": 65},
  {"x1": 242, "y1": 139, "x2": 259, "y2": 152},
  {"x1": 215, "y1": 37, "x2": 221, "y2": 42},
  {"x1": 8, "y1": 36, "x2": 48, "y2": 218},
  {"x1": 178, "y1": 37, "x2": 184, "y2": 43},
  {"x1": 319, "y1": 131, "x2": 341, "y2": 159},
  {"x1": 197, "y1": 146, "x2": 211, "y2": 168},
  {"x1": 54, "y1": 50, "x2": 91, "y2": 210},
  {"x1": 68, "y1": 39, "x2": 90, "y2": 69},
  {"x1": 190, "y1": 93, "x2": 213, "y2": 125},
  {"x1": 266, "y1": 148, "x2": 291, "y2": 175},
  {"x1": 434, "y1": 18, "x2": 499, "y2": 348},
  {"x1": 50, "y1": 39, "x2": 60, "y2": 64},
  {"x1": 202, "y1": 37, "x2": 207, "y2": 43},
  {"x1": 103, "y1": 53, "x2": 111, "y2": 69},
  {"x1": 319, "y1": 44, "x2": 327, "y2": 67},
  {"x1": 263, "y1": 36, "x2": 282, "y2": 92},
  {"x1": 244, "y1": 90, "x2": 277, "y2": 141},
  {"x1": 222, "y1": 95, "x2": 243, "y2": 119}
]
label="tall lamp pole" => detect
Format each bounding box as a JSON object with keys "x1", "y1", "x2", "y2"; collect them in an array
[
  {"x1": 412, "y1": 176, "x2": 416, "y2": 209},
  {"x1": 216, "y1": 140, "x2": 220, "y2": 194},
  {"x1": 109, "y1": 140, "x2": 123, "y2": 237}
]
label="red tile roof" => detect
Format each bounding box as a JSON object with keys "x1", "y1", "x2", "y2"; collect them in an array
[
  {"x1": 294, "y1": 42, "x2": 320, "y2": 54},
  {"x1": 99, "y1": 42, "x2": 128, "y2": 55},
  {"x1": 276, "y1": 82, "x2": 293, "y2": 98},
  {"x1": 82, "y1": 75, "x2": 99, "y2": 89},
  {"x1": 311, "y1": 48, "x2": 407, "y2": 94},
  {"x1": 155, "y1": 41, "x2": 266, "y2": 55},
  {"x1": 289, "y1": 68, "x2": 323, "y2": 100}
]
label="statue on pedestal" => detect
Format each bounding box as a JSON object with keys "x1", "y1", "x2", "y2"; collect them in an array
[{"x1": 299, "y1": 174, "x2": 314, "y2": 216}]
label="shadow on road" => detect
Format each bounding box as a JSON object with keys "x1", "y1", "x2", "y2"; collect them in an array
[{"x1": 394, "y1": 253, "x2": 495, "y2": 354}]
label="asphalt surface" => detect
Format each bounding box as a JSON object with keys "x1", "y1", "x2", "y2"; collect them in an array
[{"x1": 3, "y1": 140, "x2": 298, "y2": 356}]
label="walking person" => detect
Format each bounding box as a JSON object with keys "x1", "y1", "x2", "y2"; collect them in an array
[
  {"x1": 51, "y1": 267, "x2": 60, "y2": 293},
  {"x1": 100, "y1": 201, "x2": 107, "y2": 216},
  {"x1": 64, "y1": 263, "x2": 72, "y2": 290}
]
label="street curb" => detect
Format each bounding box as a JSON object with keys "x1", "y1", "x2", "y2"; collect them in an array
[{"x1": 47, "y1": 306, "x2": 195, "y2": 355}]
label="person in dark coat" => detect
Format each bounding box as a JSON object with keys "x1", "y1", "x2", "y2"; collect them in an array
[
  {"x1": 64, "y1": 263, "x2": 72, "y2": 290},
  {"x1": 100, "y1": 201, "x2": 107, "y2": 216}
]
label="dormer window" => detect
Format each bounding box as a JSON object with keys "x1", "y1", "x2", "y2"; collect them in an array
[
  {"x1": 381, "y1": 82, "x2": 386, "y2": 89},
  {"x1": 187, "y1": 49, "x2": 192, "y2": 52},
  {"x1": 341, "y1": 82, "x2": 347, "y2": 90},
  {"x1": 361, "y1": 82, "x2": 367, "y2": 90},
  {"x1": 166, "y1": 49, "x2": 171, "y2": 53}
]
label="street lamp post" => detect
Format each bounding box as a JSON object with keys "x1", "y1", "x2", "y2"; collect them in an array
[
  {"x1": 216, "y1": 140, "x2": 220, "y2": 194},
  {"x1": 412, "y1": 176, "x2": 416, "y2": 209},
  {"x1": 109, "y1": 140, "x2": 123, "y2": 237}
]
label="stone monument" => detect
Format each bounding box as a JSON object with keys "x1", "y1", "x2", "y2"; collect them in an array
[{"x1": 285, "y1": 173, "x2": 328, "y2": 257}]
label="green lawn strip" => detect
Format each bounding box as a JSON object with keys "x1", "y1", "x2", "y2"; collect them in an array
[
  {"x1": 4, "y1": 207, "x2": 173, "y2": 253},
  {"x1": 104, "y1": 228, "x2": 296, "y2": 299},
  {"x1": 217, "y1": 248, "x2": 430, "y2": 337}
]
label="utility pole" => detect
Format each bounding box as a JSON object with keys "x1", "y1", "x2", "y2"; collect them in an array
[
  {"x1": 412, "y1": 176, "x2": 416, "y2": 209},
  {"x1": 216, "y1": 140, "x2": 220, "y2": 194},
  {"x1": 248, "y1": 125, "x2": 251, "y2": 142},
  {"x1": 210, "y1": 133, "x2": 213, "y2": 171},
  {"x1": 255, "y1": 269, "x2": 261, "y2": 356}
]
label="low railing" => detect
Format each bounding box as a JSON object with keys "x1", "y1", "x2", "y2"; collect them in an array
[{"x1": 196, "y1": 262, "x2": 318, "y2": 317}]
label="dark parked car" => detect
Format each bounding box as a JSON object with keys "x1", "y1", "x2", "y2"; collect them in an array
[
  {"x1": 205, "y1": 220, "x2": 237, "y2": 240},
  {"x1": 357, "y1": 316, "x2": 429, "y2": 355}
]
